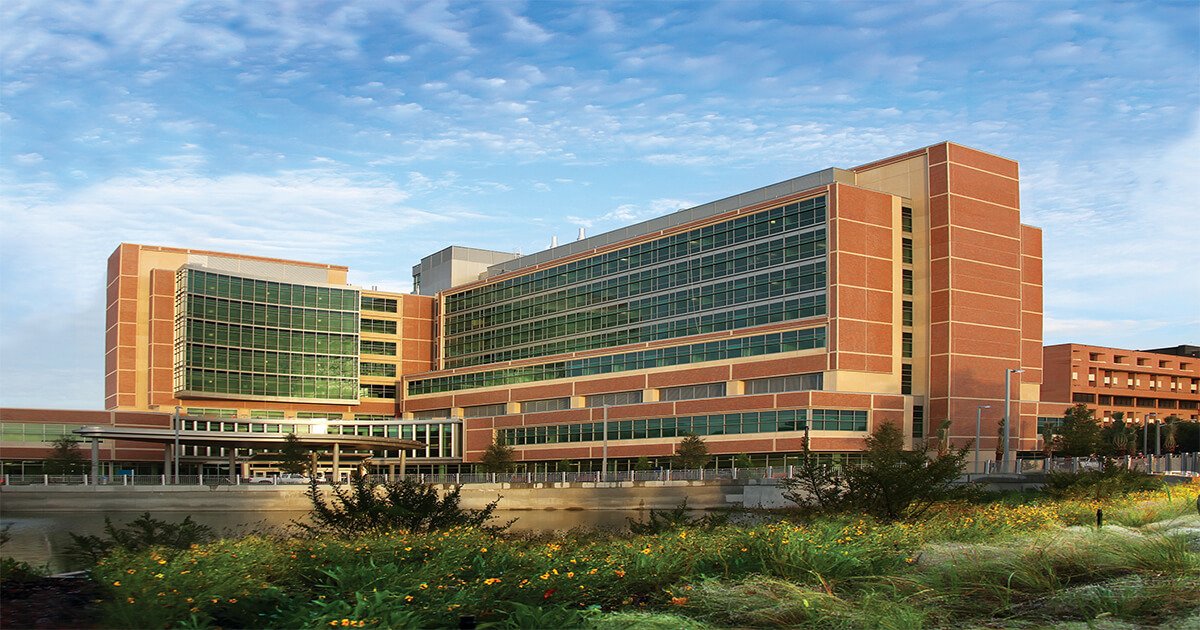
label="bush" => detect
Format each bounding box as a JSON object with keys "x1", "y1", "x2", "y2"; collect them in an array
[
  {"x1": 65, "y1": 512, "x2": 214, "y2": 565},
  {"x1": 1045, "y1": 465, "x2": 1164, "y2": 500},
  {"x1": 301, "y1": 473, "x2": 511, "y2": 536},
  {"x1": 783, "y1": 423, "x2": 977, "y2": 521}
]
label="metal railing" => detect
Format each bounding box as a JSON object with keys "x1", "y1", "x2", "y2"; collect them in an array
[{"x1": 1, "y1": 466, "x2": 800, "y2": 487}]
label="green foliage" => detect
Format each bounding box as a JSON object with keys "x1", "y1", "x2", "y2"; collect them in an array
[
  {"x1": 301, "y1": 473, "x2": 511, "y2": 536},
  {"x1": 783, "y1": 422, "x2": 975, "y2": 521},
  {"x1": 1044, "y1": 465, "x2": 1164, "y2": 500},
  {"x1": 276, "y1": 433, "x2": 310, "y2": 475},
  {"x1": 44, "y1": 435, "x2": 87, "y2": 475},
  {"x1": 556, "y1": 458, "x2": 575, "y2": 473},
  {"x1": 1102, "y1": 413, "x2": 1136, "y2": 456},
  {"x1": 733, "y1": 453, "x2": 753, "y2": 469},
  {"x1": 1, "y1": 556, "x2": 42, "y2": 583},
  {"x1": 1058, "y1": 403, "x2": 1103, "y2": 456},
  {"x1": 479, "y1": 434, "x2": 516, "y2": 473},
  {"x1": 634, "y1": 456, "x2": 652, "y2": 471},
  {"x1": 84, "y1": 483, "x2": 1200, "y2": 630},
  {"x1": 673, "y1": 434, "x2": 711, "y2": 469},
  {"x1": 65, "y1": 512, "x2": 214, "y2": 565},
  {"x1": 626, "y1": 499, "x2": 727, "y2": 535}
]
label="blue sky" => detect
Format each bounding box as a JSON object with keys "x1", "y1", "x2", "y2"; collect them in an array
[{"x1": 2, "y1": 1, "x2": 1197, "y2": 409}]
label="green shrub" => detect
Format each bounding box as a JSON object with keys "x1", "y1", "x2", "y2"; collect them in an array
[
  {"x1": 626, "y1": 499, "x2": 727, "y2": 535},
  {"x1": 65, "y1": 512, "x2": 214, "y2": 565},
  {"x1": 1045, "y1": 466, "x2": 1164, "y2": 500},
  {"x1": 301, "y1": 474, "x2": 511, "y2": 536}
]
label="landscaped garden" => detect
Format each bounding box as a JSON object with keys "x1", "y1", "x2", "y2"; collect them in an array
[{"x1": 4, "y1": 424, "x2": 1199, "y2": 629}]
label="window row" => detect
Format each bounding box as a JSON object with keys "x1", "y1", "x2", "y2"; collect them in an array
[
  {"x1": 660, "y1": 382, "x2": 727, "y2": 401},
  {"x1": 0, "y1": 423, "x2": 82, "y2": 443},
  {"x1": 183, "y1": 320, "x2": 359, "y2": 355},
  {"x1": 743, "y1": 373, "x2": 824, "y2": 395},
  {"x1": 445, "y1": 293, "x2": 826, "y2": 369},
  {"x1": 500, "y1": 407, "x2": 867, "y2": 446},
  {"x1": 361, "y1": 340, "x2": 397, "y2": 356},
  {"x1": 585, "y1": 391, "x2": 644, "y2": 407},
  {"x1": 361, "y1": 384, "x2": 396, "y2": 399},
  {"x1": 182, "y1": 343, "x2": 358, "y2": 378},
  {"x1": 361, "y1": 296, "x2": 398, "y2": 313},
  {"x1": 523, "y1": 397, "x2": 571, "y2": 413},
  {"x1": 176, "y1": 367, "x2": 359, "y2": 401},
  {"x1": 446, "y1": 197, "x2": 827, "y2": 311},
  {"x1": 182, "y1": 269, "x2": 358, "y2": 311},
  {"x1": 409, "y1": 327, "x2": 826, "y2": 395},
  {"x1": 447, "y1": 260, "x2": 825, "y2": 358},
  {"x1": 445, "y1": 230, "x2": 825, "y2": 334},
  {"x1": 182, "y1": 294, "x2": 359, "y2": 333},
  {"x1": 361, "y1": 362, "x2": 397, "y2": 377},
  {"x1": 361, "y1": 318, "x2": 398, "y2": 335}
]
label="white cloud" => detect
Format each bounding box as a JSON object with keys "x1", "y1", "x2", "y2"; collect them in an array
[{"x1": 13, "y1": 152, "x2": 44, "y2": 164}]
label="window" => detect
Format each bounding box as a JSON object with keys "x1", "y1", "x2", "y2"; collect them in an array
[
  {"x1": 901, "y1": 206, "x2": 913, "y2": 233},
  {"x1": 361, "y1": 296, "x2": 398, "y2": 313},
  {"x1": 659, "y1": 382, "x2": 727, "y2": 402},
  {"x1": 902, "y1": 332, "x2": 913, "y2": 358},
  {"x1": 463, "y1": 403, "x2": 508, "y2": 418},
  {"x1": 744, "y1": 373, "x2": 823, "y2": 394},
  {"x1": 902, "y1": 269, "x2": 913, "y2": 296},
  {"x1": 901, "y1": 364, "x2": 913, "y2": 395},
  {"x1": 360, "y1": 384, "x2": 396, "y2": 399},
  {"x1": 361, "y1": 340, "x2": 397, "y2": 356},
  {"x1": 408, "y1": 327, "x2": 827, "y2": 395},
  {"x1": 361, "y1": 318, "x2": 397, "y2": 335},
  {"x1": 185, "y1": 408, "x2": 237, "y2": 418},
  {"x1": 412, "y1": 408, "x2": 450, "y2": 419},
  {"x1": 522, "y1": 398, "x2": 571, "y2": 413},
  {"x1": 360, "y1": 362, "x2": 397, "y2": 377},
  {"x1": 1037, "y1": 416, "x2": 1063, "y2": 434},
  {"x1": 902, "y1": 238, "x2": 913, "y2": 264},
  {"x1": 912, "y1": 405, "x2": 924, "y2": 439},
  {"x1": 585, "y1": 391, "x2": 644, "y2": 407},
  {"x1": 809, "y1": 409, "x2": 869, "y2": 431},
  {"x1": 902, "y1": 301, "x2": 913, "y2": 327}
]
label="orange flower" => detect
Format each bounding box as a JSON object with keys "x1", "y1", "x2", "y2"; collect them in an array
[{"x1": 671, "y1": 596, "x2": 689, "y2": 606}]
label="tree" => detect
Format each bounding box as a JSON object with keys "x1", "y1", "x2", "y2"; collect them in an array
[
  {"x1": 674, "y1": 434, "x2": 711, "y2": 469},
  {"x1": 479, "y1": 434, "x2": 515, "y2": 474},
  {"x1": 1040, "y1": 423, "x2": 1058, "y2": 457},
  {"x1": 1163, "y1": 415, "x2": 1181, "y2": 454},
  {"x1": 44, "y1": 435, "x2": 87, "y2": 475},
  {"x1": 556, "y1": 458, "x2": 575, "y2": 473},
  {"x1": 1103, "y1": 412, "x2": 1134, "y2": 456},
  {"x1": 1058, "y1": 403, "x2": 1102, "y2": 456},
  {"x1": 935, "y1": 420, "x2": 953, "y2": 457},
  {"x1": 634, "y1": 456, "x2": 652, "y2": 471},
  {"x1": 277, "y1": 433, "x2": 310, "y2": 475},
  {"x1": 783, "y1": 422, "x2": 974, "y2": 521},
  {"x1": 733, "y1": 453, "x2": 753, "y2": 469}
]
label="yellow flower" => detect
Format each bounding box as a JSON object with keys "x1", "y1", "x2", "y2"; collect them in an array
[
  {"x1": 483, "y1": 578, "x2": 501, "y2": 585},
  {"x1": 540, "y1": 573, "x2": 550, "y2": 580},
  {"x1": 419, "y1": 583, "x2": 428, "y2": 589},
  {"x1": 480, "y1": 547, "x2": 488, "y2": 553},
  {"x1": 126, "y1": 569, "x2": 137, "y2": 574},
  {"x1": 404, "y1": 595, "x2": 414, "y2": 602},
  {"x1": 126, "y1": 597, "x2": 136, "y2": 604},
  {"x1": 157, "y1": 559, "x2": 167, "y2": 565},
  {"x1": 566, "y1": 572, "x2": 574, "y2": 578},
  {"x1": 154, "y1": 573, "x2": 164, "y2": 579},
  {"x1": 112, "y1": 581, "x2": 121, "y2": 587}
]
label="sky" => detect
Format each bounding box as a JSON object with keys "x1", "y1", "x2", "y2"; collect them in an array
[{"x1": 1, "y1": 0, "x2": 1198, "y2": 409}]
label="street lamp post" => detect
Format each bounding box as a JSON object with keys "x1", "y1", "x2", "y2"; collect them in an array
[
  {"x1": 1155, "y1": 414, "x2": 1162, "y2": 457},
  {"x1": 975, "y1": 405, "x2": 992, "y2": 474},
  {"x1": 1142, "y1": 413, "x2": 1152, "y2": 456},
  {"x1": 1002, "y1": 368, "x2": 1025, "y2": 474},
  {"x1": 601, "y1": 404, "x2": 609, "y2": 483},
  {"x1": 173, "y1": 405, "x2": 181, "y2": 484}
]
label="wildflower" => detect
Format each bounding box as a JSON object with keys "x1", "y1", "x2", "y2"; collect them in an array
[
  {"x1": 483, "y1": 578, "x2": 501, "y2": 585},
  {"x1": 112, "y1": 581, "x2": 121, "y2": 587},
  {"x1": 126, "y1": 569, "x2": 137, "y2": 574},
  {"x1": 480, "y1": 547, "x2": 488, "y2": 553},
  {"x1": 127, "y1": 597, "x2": 136, "y2": 604},
  {"x1": 641, "y1": 547, "x2": 652, "y2": 555},
  {"x1": 404, "y1": 595, "x2": 414, "y2": 602},
  {"x1": 229, "y1": 598, "x2": 237, "y2": 603},
  {"x1": 154, "y1": 573, "x2": 164, "y2": 579},
  {"x1": 157, "y1": 559, "x2": 167, "y2": 565},
  {"x1": 540, "y1": 573, "x2": 550, "y2": 580},
  {"x1": 671, "y1": 596, "x2": 689, "y2": 606},
  {"x1": 179, "y1": 570, "x2": 191, "y2": 575},
  {"x1": 419, "y1": 583, "x2": 428, "y2": 589},
  {"x1": 614, "y1": 569, "x2": 626, "y2": 578}
]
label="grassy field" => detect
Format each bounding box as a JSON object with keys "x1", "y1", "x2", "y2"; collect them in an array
[{"x1": 71, "y1": 483, "x2": 1200, "y2": 628}]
